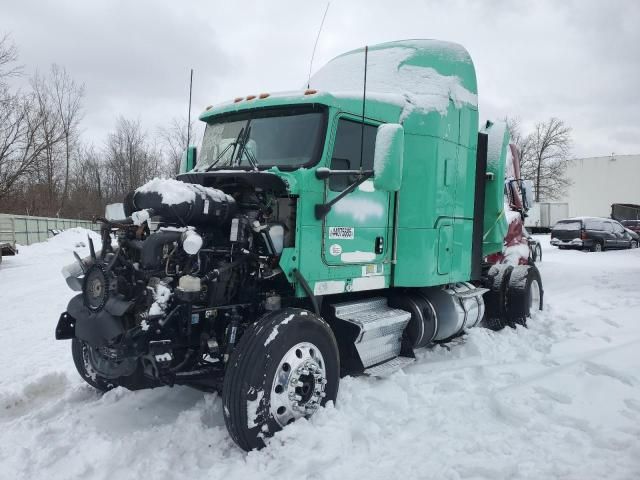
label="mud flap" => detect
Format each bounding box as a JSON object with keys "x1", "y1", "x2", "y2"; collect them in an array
[{"x1": 55, "y1": 312, "x2": 75, "y2": 340}]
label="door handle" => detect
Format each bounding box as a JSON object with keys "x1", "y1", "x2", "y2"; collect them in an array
[{"x1": 375, "y1": 236, "x2": 384, "y2": 254}]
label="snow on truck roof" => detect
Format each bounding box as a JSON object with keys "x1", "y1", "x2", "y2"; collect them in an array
[
  {"x1": 309, "y1": 39, "x2": 477, "y2": 121},
  {"x1": 201, "y1": 39, "x2": 478, "y2": 124}
]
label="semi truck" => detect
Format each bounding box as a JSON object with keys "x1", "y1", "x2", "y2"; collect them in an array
[{"x1": 55, "y1": 39, "x2": 542, "y2": 451}]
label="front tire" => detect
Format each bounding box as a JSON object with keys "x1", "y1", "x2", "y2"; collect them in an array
[
  {"x1": 630, "y1": 240, "x2": 638, "y2": 249},
  {"x1": 591, "y1": 241, "x2": 603, "y2": 252},
  {"x1": 71, "y1": 338, "x2": 116, "y2": 392},
  {"x1": 223, "y1": 308, "x2": 340, "y2": 451}
]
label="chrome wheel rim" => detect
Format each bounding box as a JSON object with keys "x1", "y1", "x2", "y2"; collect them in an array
[
  {"x1": 595, "y1": 243, "x2": 602, "y2": 252},
  {"x1": 530, "y1": 279, "x2": 542, "y2": 312},
  {"x1": 270, "y1": 342, "x2": 327, "y2": 427},
  {"x1": 632, "y1": 241, "x2": 638, "y2": 249}
]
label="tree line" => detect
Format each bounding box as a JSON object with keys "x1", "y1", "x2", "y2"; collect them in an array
[{"x1": 0, "y1": 34, "x2": 191, "y2": 219}]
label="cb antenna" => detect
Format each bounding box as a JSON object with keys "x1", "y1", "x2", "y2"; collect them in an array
[
  {"x1": 359, "y1": 45, "x2": 368, "y2": 169},
  {"x1": 186, "y1": 68, "x2": 193, "y2": 149},
  {"x1": 307, "y1": 2, "x2": 331, "y2": 89}
]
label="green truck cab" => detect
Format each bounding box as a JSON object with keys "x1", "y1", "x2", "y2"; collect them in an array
[{"x1": 57, "y1": 40, "x2": 542, "y2": 451}]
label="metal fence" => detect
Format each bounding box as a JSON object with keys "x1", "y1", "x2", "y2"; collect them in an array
[{"x1": 0, "y1": 213, "x2": 100, "y2": 246}]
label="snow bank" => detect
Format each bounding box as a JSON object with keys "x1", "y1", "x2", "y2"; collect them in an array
[{"x1": 15, "y1": 227, "x2": 102, "y2": 258}]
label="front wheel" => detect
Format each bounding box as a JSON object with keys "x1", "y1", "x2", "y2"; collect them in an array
[
  {"x1": 71, "y1": 338, "x2": 117, "y2": 392},
  {"x1": 630, "y1": 240, "x2": 638, "y2": 249},
  {"x1": 222, "y1": 308, "x2": 340, "y2": 451},
  {"x1": 591, "y1": 241, "x2": 603, "y2": 252},
  {"x1": 71, "y1": 338, "x2": 145, "y2": 392}
]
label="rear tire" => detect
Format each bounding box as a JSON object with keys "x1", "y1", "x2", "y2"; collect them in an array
[
  {"x1": 505, "y1": 265, "x2": 543, "y2": 326},
  {"x1": 482, "y1": 264, "x2": 513, "y2": 330},
  {"x1": 222, "y1": 308, "x2": 340, "y2": 451},
  {"x1": 591, "y1": 241, "x2": 603, "y2": 252}
]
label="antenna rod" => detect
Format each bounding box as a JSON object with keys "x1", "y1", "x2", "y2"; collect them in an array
[
  {"x1": 307, "y1": 2, "x2": 330, "y2": 89},
  {"x1": 186, "y1": 68, "x2": 193, "y2": 149},
  {"x1": 359, "y1": 45, "x2": 368, "y2": 169}
]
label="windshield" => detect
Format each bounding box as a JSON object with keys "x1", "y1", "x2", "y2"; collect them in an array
[
  {"x1": 194, "y1": 107, "x2": 326, "y2": 171},
  {"x1": 553, "y1": 221, "x2": 582, "y2": 231}
]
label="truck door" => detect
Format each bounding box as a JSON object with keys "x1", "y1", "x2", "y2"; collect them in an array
[{"x1": 321, "y1": 118, "x2": 391, "y2": 268}]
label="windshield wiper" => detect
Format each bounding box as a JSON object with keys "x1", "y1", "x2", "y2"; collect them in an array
[
  {"x1": 205, "y1": 126, "x2": 245, "y2": 172},
  {"x1": 234, "y1": 125, "x2": 259, "y2": 171}
]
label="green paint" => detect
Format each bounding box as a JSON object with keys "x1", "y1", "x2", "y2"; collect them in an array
[{"x1": 196, "y1": 40, "x2": 510, "y2": 297}]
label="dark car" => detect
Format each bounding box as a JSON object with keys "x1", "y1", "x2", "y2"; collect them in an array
[
  {"x1": 551, "y1": 217, "x2": 639, "y2": 252},
  {"x1": 621, "y1": 219, "x2": 640, "y2": 235}
]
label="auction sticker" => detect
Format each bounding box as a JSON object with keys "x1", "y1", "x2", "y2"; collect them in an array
[
  {"x1": 328, "y1": 226, "x2": 354, "y2": 240},
  {"x1": 329, "y1": 244, "x2": 342, "y2": 256}
]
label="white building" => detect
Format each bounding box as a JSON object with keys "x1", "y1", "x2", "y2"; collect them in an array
[{"x1": 557, "y1": 154, "x2": 640, "y2": 218}]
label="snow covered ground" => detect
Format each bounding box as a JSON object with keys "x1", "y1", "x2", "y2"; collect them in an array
[{"x1": 1, "y1": 229, "x2": 639, "y2": 479}]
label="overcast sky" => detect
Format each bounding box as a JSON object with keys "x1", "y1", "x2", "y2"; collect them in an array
[{"x1": 1, "y1": 0, "x2": 639, "y2": 158}]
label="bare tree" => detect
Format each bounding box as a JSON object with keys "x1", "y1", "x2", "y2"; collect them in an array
[
  {"x1": 506, "y1": 117, "x2": 533, "y2": 172},
  {"x1": 66, "y1": 144, "x2": 105, "y2": 218},
  {"x1": 49, "y1": 64, "x2": 84, "y2": 213},
  {"x1": 105, "y1": 116, "x2": 164, "y2": 197},
  {"x1": 30, "y1": 70, "x2": 66, "y2": 208},
  {"x1": 0, "y1": 34, "x2": 22, "y2": 88},
  {"x1": 527, "y1": 118, "x2": 572, "y2": 201},
  {"x1": 0, "y1": 93, "x2": 48, "y2": 200},
  {"x1": 158, "y1": 117, "x2": 190, "y2": 175},
  {"x1": 506, "y1": 117, "x2": 572, "y2": 201}
]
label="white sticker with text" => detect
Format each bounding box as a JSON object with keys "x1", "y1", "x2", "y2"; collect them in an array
[{"x1": 328, "y1": 226, "x2": 354, "y2": 240}]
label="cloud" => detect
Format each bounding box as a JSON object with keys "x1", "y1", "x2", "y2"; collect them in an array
[{"x1": 1, "y1": 0, "x2": 638, "y2": 157}]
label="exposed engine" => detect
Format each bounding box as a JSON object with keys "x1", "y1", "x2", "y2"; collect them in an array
[{"x1": 58, "y1": 177, "x2": 296, "y2": 391}]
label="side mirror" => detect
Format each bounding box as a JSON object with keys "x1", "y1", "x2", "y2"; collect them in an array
[
  {"x1": 521, "y1": 179, "x2": 535, "y2": 209},
  {"x1": 105, "y1": 203, "x2": 126, "y2": 221},
  {"x1": 180, "y1": 146, "x2": 197, "y2": 173},
  {"x1": 373, "y1": 124, "x2": 404, "y2": 192}
]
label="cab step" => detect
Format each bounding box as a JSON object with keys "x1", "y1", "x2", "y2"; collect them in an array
[
  {"x1": 332, "y1": 297, "x2": 411, "y2": 368},
  {"x1": 364, "y1": 356, "x2": 415, "y2": 377}
]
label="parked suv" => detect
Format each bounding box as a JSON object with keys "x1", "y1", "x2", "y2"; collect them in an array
[{"x1": 551, "y1": 217, "x2": 639, "y2": 252}]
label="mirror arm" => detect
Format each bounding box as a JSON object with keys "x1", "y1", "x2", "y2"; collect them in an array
[
  {"x1": 315, "y1": 167, "x2": 373, "y2": 180},
  {"x1": 314, "y1": 170, "x2": 373, "y2": 220}
]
